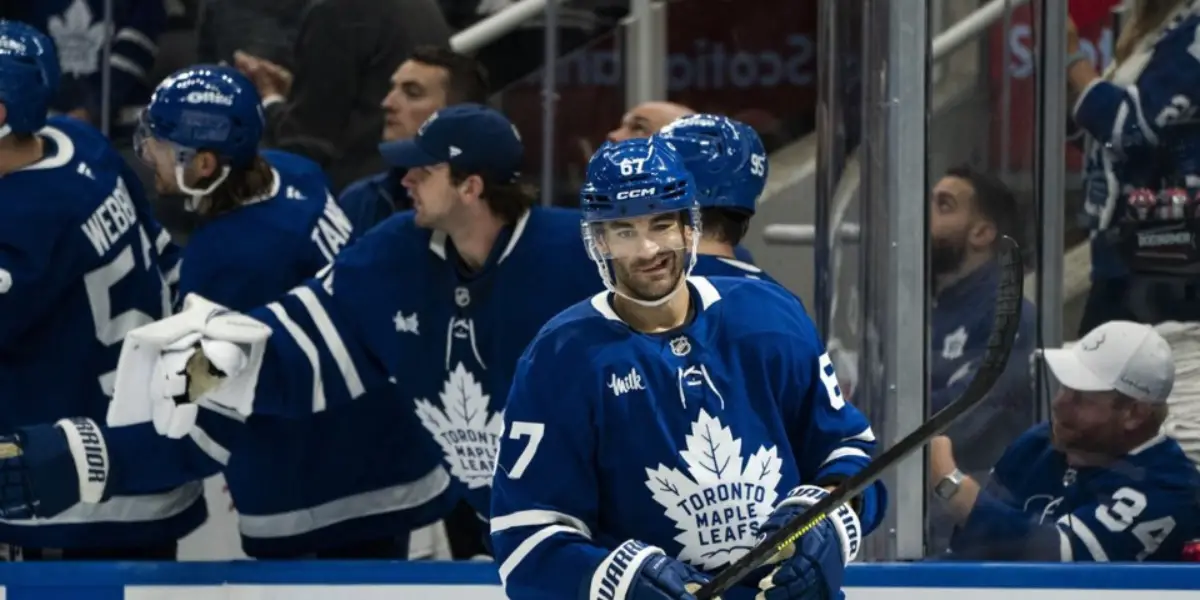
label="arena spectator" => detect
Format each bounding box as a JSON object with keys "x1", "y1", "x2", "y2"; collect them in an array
[
  {"x1": 607, "y1": 101, "x2": 694, "y2": 142},
  {"x1": 338, "y1": 46, "x2": 489, "y2": 234},
  {"x1": 1069, "y1": 1, "x2": 1200, "y2": 331},
  {"x1": 3, "y1": 0, "x2": 164, "y2": 140},
  {"x1": 232, "y1": 0, "x2": 453, "y2": 192},
  {"x1": 930, "y1": 321, "x2": 1200, "y2": 561},
  {"x1": 197, "y1": 0, "x2": 308, "y2": 70},
  {"x1": 924, "y1": 165, "x2": 1038, "y2": 554}
]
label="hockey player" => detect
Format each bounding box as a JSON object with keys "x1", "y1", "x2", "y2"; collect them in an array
[
  {"x1": 932, "y1": 320, "x2": 1200, "y2": 561},
  {"x1": 0, "y1": 21, "x2": 202, "y2": 559},
  {"x1": 0, "y1": 65, "x2": 457, "y2": 559},
  {"x1": 489, "y1": 137, "x2": 886, "y2": 600},
  {"x1": 54, "y1": 104, "x2": 601, "y2": 550},
  {"x1": 655, "y1": 114, "x2": 773, "y2": 282}
]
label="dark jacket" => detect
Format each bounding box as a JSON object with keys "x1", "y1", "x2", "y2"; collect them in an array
[{"x1": 262, "y1": 0, "x2": 452, "y2": 192}]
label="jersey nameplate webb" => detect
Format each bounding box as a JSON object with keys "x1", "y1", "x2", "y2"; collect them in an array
[{"x1": 79, "y1": 176, "x2": 171, "y2": 396}]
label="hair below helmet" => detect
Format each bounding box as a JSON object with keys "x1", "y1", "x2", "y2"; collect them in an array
[
  {"x1": 140, "y1": 65, "x2": 265, "y2": 166},
  {"x1": 579, "y1": 137, "x2": 696, "y2": 223},
  {"x1": 655, "y1": 114, "x2": 767, "y2": 215},
  {"x1": 0, "y1": 20, "x2": 60, "y2": 137}
]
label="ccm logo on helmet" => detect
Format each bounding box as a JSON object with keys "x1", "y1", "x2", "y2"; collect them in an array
[
  {"x1": 185, "y1": 91, "x2": 235, "y2": 106},
  {"x1": 616, "y1": 188, "x2": 656, "y2": 200}
]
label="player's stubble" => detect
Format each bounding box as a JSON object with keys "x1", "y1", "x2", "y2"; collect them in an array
[{"x1": 612, "y1": 248, "x2": 686, "y2": 303}]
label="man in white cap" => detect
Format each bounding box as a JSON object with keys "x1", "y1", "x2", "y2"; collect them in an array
[{"x1": 927, "y1": 320, "x2": 1200, "y2": 561}]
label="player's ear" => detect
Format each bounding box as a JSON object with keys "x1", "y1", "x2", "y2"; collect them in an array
[
  {"x1": 191, "y1": 150, "x2": 220, "y2": 179},
  {"x1": 457, "y1": 173, "x2": 485, "y2": 201}
]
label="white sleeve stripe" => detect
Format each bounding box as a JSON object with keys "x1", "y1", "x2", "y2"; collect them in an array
[
  {"x1": 265, "y1": 302, "x2": 327, "y2": 413},
  {"x1": 1125, "y1": 85, "x2": 1158, "y2": 146},
  {"x1": 843, "y1": 427, "x2": 876, "y2": 443},
  {"x1": 1056, "y1": 515, "x2": 1110, "y2": 562},
  {"x1": 109, "y1": 55, "x2": 146, "y2": 80},
  {"x1": 1058, "y1": 528, "x2": 1074, "y2": 562},
  {"x1": 289, "y1": 286, "x2": 365, "y2": 400},
  {"x1": 497, "y1": 524, "x2": 586, "y2": 586},
  {"x1": 164, "y1": 262, "x2": 181, "y2": 286},
  {"x1": 820, "y1": 446, "x2": 869, "y2": 467},
  {"x1": 155, "y1": 229, "x2": 171, "y2": 253},
  {"x1": 114, "y1": 28, "x2": 159, "y2": 55},
  {"x1": 188, "y1": 425, "x2": 231, "y2": 466},
  {"x1": 490, "y1": 509, "x2": 593, "y2": 538}
]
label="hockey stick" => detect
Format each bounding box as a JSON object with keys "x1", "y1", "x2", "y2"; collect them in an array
[{"x1": 695, "y1": 235, "x2": 1025, "y2": 599}]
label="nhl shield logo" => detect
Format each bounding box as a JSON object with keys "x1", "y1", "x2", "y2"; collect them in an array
[
  {"x1": 455, "y1": 286, "x2": 471, "y2": 308},
  {"x1": 670, "y1": 336, "x2": 692, "y2": 357}
]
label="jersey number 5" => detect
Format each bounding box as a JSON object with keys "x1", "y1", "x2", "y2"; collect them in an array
[
  {"x1": 1094, "y1": 486, "x2": 1177, "y2": 561},
  {"x1": 83, "y1": 225, "x2": 164, "y2": 395}
]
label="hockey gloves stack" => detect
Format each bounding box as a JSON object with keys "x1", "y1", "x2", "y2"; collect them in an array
[{"x1": 755, "y1": 485, "x2": 862, "y2": 600}]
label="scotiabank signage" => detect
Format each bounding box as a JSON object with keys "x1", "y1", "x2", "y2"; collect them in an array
[
  {"x1": 988, "y1": 0, "x2": 1120, "y2": 173},
  {"x1": 500, "y1": 0, "x2": 819, "y2": 184}
]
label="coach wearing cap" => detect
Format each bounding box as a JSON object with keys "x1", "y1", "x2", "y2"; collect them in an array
[
  {"x1": 926, "y1": 320, "x2": 1200, "y2": 562},
  {"x1": 379, "y1": 103, "x2": 530, "y2": 241}
]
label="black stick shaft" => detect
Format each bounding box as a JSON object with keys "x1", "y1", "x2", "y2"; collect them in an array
[{"x1": 695, "y1": 237, "x2": 1024, "y2": 598}]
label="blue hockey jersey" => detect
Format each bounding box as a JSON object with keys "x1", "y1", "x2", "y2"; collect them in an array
[
  {"x1": 1074, "y1": 6, "x2": 1200, "y2": 278},
  {"x1": 12, "y1": 0, "x2": 165, "y2": 138},
  {"x1": 692, "y1": 254, "x2": 779, "y2": 284},
  {"x1": 336, "y1": 169, "x2": 408, "y2": 235},
  {"x1": 950, "y1": 422, "x2": 1200, "y2": 562},
  {"x1": 490, "y1": 276, "x2": 886, "y2": 600},
  {"x1": 213, "y1": 206, "x2": 603, "y2": 516},
  {"x1": 99, "y1": 151, "x2": 457, "y2": 557},
  {"x1": 931, "y1": 260, "x2": 1037, "y2": 471},
  {"x1": 0, "y1": 116, "x2": 201, "y2": 549}
]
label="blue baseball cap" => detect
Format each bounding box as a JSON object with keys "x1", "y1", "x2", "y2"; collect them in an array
[{"x1": 378, "y1": 103, "x2": 523, "y2": 182}]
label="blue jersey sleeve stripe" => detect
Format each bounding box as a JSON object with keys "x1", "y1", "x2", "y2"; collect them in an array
[
  {"x1": 289, "y1": 285, "x2": 365, "y2": 399},
  {"x1": 491, "y1": 509, "x2": 593, "y2": 537},
  {"x1": 263, "y1": 301, "x2": 328, "y2": 413},
  {"x1": 497, "y1": 524, "x2": 591, "y2": 587}
]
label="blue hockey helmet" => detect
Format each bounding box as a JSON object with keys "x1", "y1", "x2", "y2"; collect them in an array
[
  {"x1": 579, "y1": 137, "x2": 701, "y2": 306},
  {"x1": 654, "y1": 114, "x2": 767, "y2": 215},
  {"x1": 137, "y1": 64, "x2": 264, "y2": 167},
  {"x1": 0, "y1": 20, "x2": 60, "y2": 138},
  {"x1": 135, "y1": 65, "x2": 265, "y2": 200},
  {"x1": 579, "y1": 136, "x2": 696, "y2": 222}
]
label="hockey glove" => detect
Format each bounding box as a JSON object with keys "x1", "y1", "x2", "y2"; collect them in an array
[
  {"x1": 0, "y1": 418, "x2": 109, "y2": 519},
  {"x1": 755, "y1": 485, "x2": 862, "y2": 600},
  {"x1": 585, "y1": 540, "x2": 720, "y2": 600},
  {"x1": 109, "y1": 294, "x2": 271, "y2": 439}
]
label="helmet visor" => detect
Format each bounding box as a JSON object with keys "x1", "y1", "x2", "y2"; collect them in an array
[{"x1": 584, "y1": 209, "x2": 691, "y2": 260}]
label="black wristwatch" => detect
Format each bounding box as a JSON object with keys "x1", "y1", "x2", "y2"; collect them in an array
[{"x1": 934, "y1": 469, "x2": 966, "y2": 500}]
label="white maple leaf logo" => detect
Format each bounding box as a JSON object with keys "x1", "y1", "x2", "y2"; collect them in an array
[
  {"x1": 47, "y1": 0, "x2": 107, "y2": 77},
  {"x1": 414, "y1": 362, "x2": 504, "y2": 489},
  {"x1": 644, "y1": 409, "x2": 783, "y2": 570}
]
